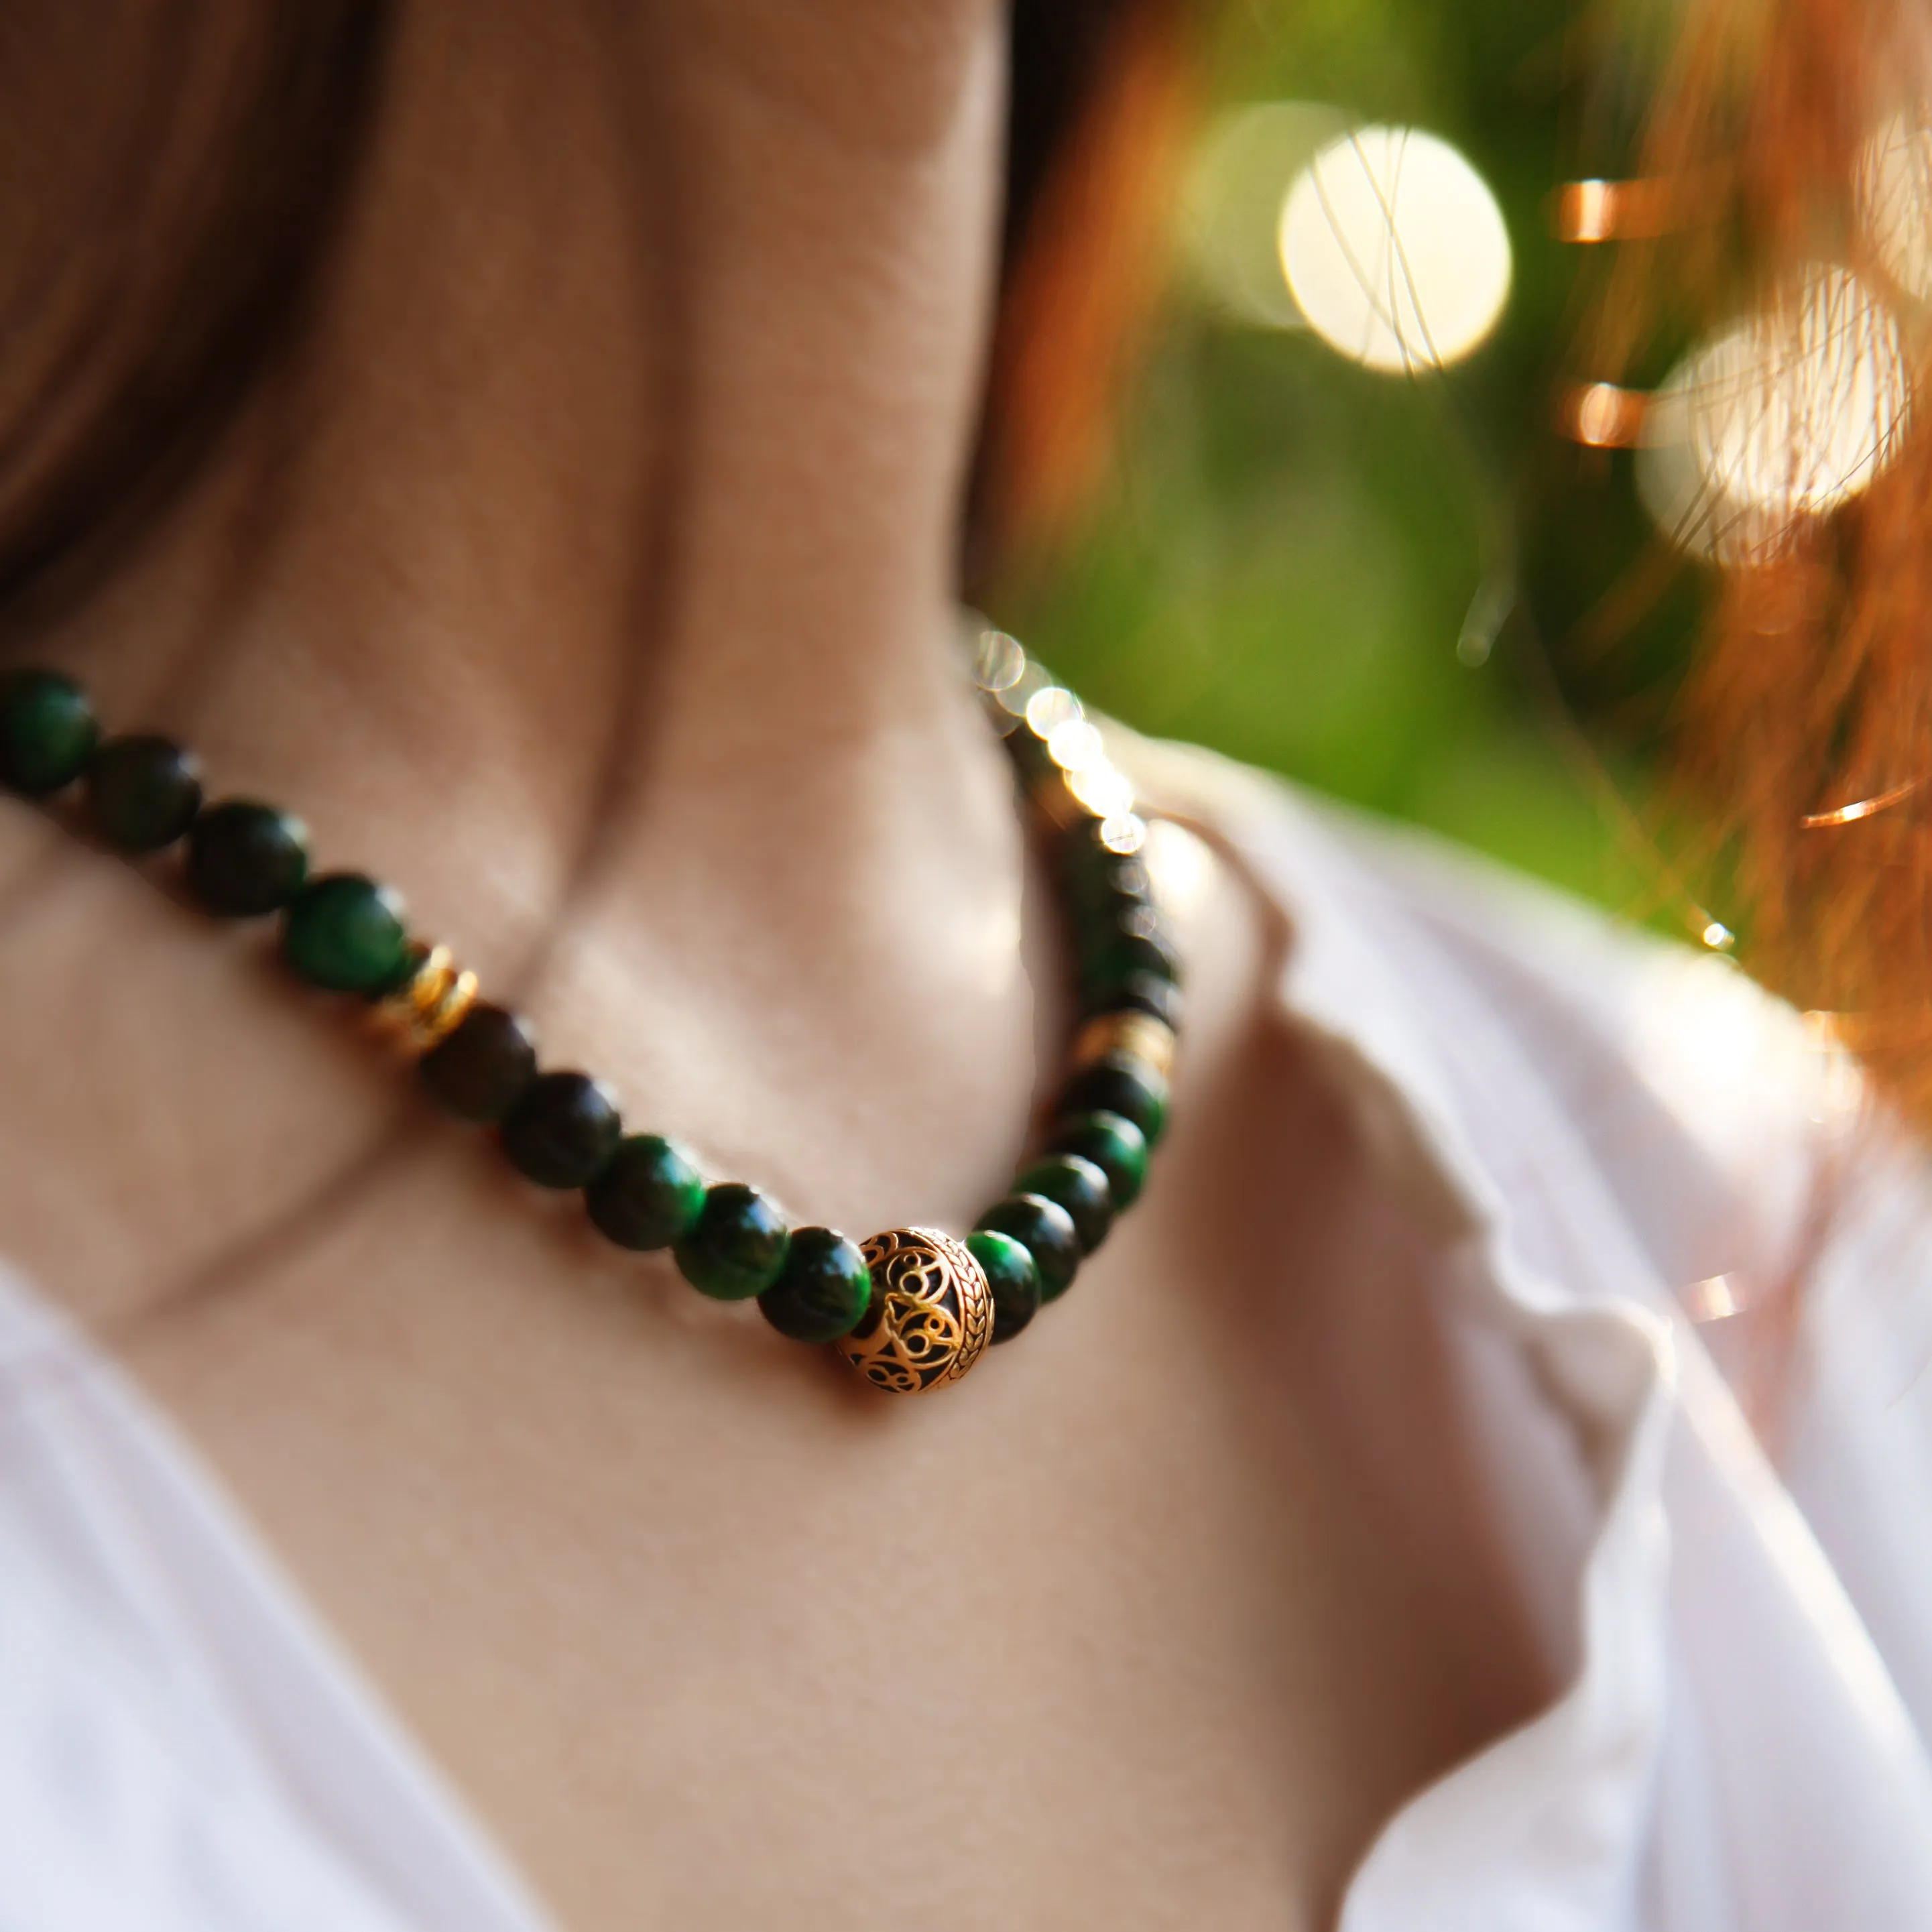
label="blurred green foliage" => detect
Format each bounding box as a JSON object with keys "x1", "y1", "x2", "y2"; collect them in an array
[{"x1": 987, "y1": 0, "x2": 1711, "y2": 924}]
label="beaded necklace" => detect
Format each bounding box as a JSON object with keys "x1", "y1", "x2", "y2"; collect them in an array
[{"x1": 0, "y1": 626, "x2": 1181, "y2": 1394}]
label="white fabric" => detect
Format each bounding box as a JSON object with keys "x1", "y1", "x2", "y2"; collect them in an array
[
  {"x1": 0, "y1": 1265, "x2": 552, "y2": 1932},
  {"x1": 9, "y1": 743, "x2": 1932, "y2": 1927}
]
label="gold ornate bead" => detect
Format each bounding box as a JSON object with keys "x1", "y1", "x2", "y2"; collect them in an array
[
  {"x1": 1071, "y1": 1009, "x2": 1176, "y2": 1079},
  {"x1": 373, "y1": 943, "x2": 479, "y2": 1052},
  {"x1": 838, "y1": 1227, "x2": 993, "y2": 1395}
]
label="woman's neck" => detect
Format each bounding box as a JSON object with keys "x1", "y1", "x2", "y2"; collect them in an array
[
  {"x1": 63, "y1": 0, "x2": 1014, "y2": 980},
  {"x1": 5, "y1": 0, "x2": 1054, "y2": 1313}
]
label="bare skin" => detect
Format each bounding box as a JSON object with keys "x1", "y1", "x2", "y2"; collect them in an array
[{"x1": 0, "y1": 5, "x2": 1557, "y2": 1927}]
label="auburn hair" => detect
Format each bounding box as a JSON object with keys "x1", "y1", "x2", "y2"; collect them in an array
[
  {"x1": 989, "y1": 0, "x2": 1932, "y2": 1139},
  {"x1": 1608, "y1": 0, "x2": 1932, "y2": 1122}
]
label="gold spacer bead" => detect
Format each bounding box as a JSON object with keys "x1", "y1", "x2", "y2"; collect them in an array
[
  {"x1": 1070, "y1": 1009, "x2": 1176, "y2": 1079},
  {"x1": 373, "y1": 944, "x2": 479, "y2": 1053}
]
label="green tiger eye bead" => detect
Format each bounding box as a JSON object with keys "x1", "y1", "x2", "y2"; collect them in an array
[
  {"x1": 282, "y1": 872, "x2": 413, "y2": 995},
  {"x1": 1006, "y1": 719, "x2": 1060, "y2": 788},
  {"x1": 501, "y1": 1071, "x2": 621, "y2": 1188},
  {"x1": 675, "y1": 1183, "x2": 790, "y2": 1301},
  {"x1": 758, "y1": 1225, "x2": 871, "y2": 1343},
  {"x1": 1047, "y1": 1109, "x2": 1148, "y2": 1208},
  {"x1": 1014, "y1": 1152, "x2": 1115, "y2": 1254},
  {"x1": 420, "y1": 1003, "x2": 538, "y2": 1123},
  {"x1": 967, "y1": 1228, "x2": 1042, "y2": 1343},
  {"x1": 586, "y1": 1133, "x2": 707, "y2": 1251},
  {"x1": 1065, "y1": 823, "x2": 1149, "y2": 902},
  {"x1": 1079, "y1": 865, "x2": 1153, "y2": 921},
  {"x1": 86, "y1": 734, "x2": 203, "y2": 852},
  {"x1": 975, "y1": 1192, "x2": 1080, "y2": 1303},
  {"x1": 186, "y1": 800, "x2": 310, "y2": 916},
  {"x1": 1082, "y1": 970, "x2": 1183, "y2": 1032},
  {"x1": 1077, "y1": 904, "x2": 1181, "y2": 991},
  {"x1": 0, "y1": 668, "x2": 98, "y2": 796},
  {"x1": 1060, "y1": 1052, "x2": 1168, "y2": 1148}
]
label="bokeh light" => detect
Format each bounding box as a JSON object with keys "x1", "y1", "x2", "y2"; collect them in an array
[
  {"x1": 1628, "y1": 953, "x2": 1864, "y2": 1179},
  {"x1": 1862, "y1": 114, "x2": 1932, "y2": 300},
  {"x1": 1179, "y1": 101, "x2": 1347, "y2": 328},
  {"x1": 1278, "y1": 125, "x2": 1512, "y2": 373},
  {"x1": 1638, "y1": 265, "x2": 1909, "y2": 562}
]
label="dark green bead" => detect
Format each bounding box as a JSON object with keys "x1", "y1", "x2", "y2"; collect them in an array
[
  {"x1": 1083, "y1": 970, "x2": 1183, "y2": 1032},
  {"x1": 1006, "y1": 720, "x2": 1059, "y2": 787},
  {"x1": 675, "y1": 1183, "x2": 790, "y2": 1301},
  {"x1": 1074, "y1": 892, "x2": 1165, "y2": 945},
  {"x1": 282, "y1": 872, "x2": 412, "y2": 995},
  {"x1": 86, "y1": 734, "x2": 202, "y2": 851},
  {"x1": 1068, "y1": 851, "x2": 1152, "y2": 918},
  {"x1": 420, "y1": 1003, "x2": 538, "y2": 1123},
  {"x1": 501, "y1": 1071, "x2": 622, "y2": 1188},
  {"x1": 758, "y1": 1225, "x2": 870, "y2": 1342},
  {"x1": 967, "y1": 1228, "x2": 1041, "y2": 1343},
  {"x1": 586, "y1": 1133, "x2": 706, "y2": 1251},
  {"x1": 0, "y1": 668, "x2": 98, "y2": 796},
  {"x1": 1048, "y1": 1109, "x2": 1148, "y2": 1208},
  {"x1": 186, "y1": 800, "x2": 310, "y2": 915},
  {"x1": 975, "y1": 1192, "x2": 1079, "y2": 1303},
  {"x1": 1064, "y1": 823, "x2": 1149, "y2": 900},
  {"x1": 1077, "y1": 904, "x2": 1181, "y2": 991},
  {"x1": 1015, "y1": 1152, "x2": 1114, "y2": 1254},
  {"x1": 1061, "y1": 1052, "x2": 1168, "y2": 1148}
]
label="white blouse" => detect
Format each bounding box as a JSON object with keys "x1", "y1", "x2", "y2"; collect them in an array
[{"x1": 7, "y1": 740, "x2": 1932, "y2": 1930}]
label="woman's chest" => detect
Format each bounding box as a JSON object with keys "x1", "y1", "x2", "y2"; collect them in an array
[{"x1": 120, "y1": 1035, "x2": 1561, "y2": 1932}]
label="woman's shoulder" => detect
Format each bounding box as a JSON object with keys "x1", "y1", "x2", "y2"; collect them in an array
[
  {"x1": 1142, "y1": 731, "x2": 1932, "y2": 1925},
  {"x1": 1125, "y1": 729, "x2": 1861, "y2": 1284}
]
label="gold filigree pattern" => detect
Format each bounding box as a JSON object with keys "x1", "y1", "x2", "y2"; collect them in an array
[{"x1": 839, "y1": 1227, "x2": 993, "y2": 1394}]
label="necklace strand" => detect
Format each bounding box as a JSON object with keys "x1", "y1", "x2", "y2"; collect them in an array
[{"x1": 0, "y1": 624, "x2": 1183, "y2": 1394}]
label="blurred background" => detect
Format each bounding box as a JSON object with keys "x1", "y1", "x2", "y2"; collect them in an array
[{"x1": 969, "y1": 0, "x2": 1922, "y2": 944}]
